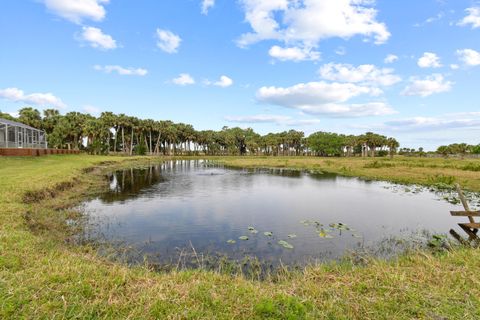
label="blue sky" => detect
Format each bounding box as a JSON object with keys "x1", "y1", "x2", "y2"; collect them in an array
[{"x1": 1, "y1": 0, "x2": 479, "y2": 150}]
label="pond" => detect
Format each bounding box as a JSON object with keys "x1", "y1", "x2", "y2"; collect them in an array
[{"x1": 80, "y1": 160, "x2": 475, "y2": 267}]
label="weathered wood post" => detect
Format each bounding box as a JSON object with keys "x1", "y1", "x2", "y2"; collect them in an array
[
  {"x1": 450, "y1": 184, "x2": 480, "y2": 245},
  {"x1": 455, "y1": 183, "x2": 475, "y2": 224}
]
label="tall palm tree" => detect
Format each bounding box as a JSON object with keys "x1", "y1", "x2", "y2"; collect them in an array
[{"x1": 386, "y1": 137, "x2": 400, "y2": 159}]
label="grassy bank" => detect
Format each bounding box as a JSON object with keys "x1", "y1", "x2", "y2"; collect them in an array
[
  {"x1": 218, "y1": 156, "x2": 480, "y2": 192},
  {"x1": 1, "y1": 155, "x2": 479, "y2": 319}
]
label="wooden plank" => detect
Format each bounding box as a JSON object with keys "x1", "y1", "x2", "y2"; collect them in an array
[
  {"x1": 450, "y1": 229, "x2": 468, "y2": 246},
  {"x1": 459, "y1": 223, "x2": 480, "y2": 229},
  {"x1": 459, "y1": 224, "x2": 480, "y2": 242},
  {"x1": 455, "y1": 184, "x2": 475, "y2": 224},
  {"x1": 450, "y1": 211, "x2": 480, "y2": 217}
]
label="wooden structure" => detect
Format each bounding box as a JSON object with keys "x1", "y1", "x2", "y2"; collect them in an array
[{"x1": 449, "y1": 184, "x2": 480, "y2": 246}]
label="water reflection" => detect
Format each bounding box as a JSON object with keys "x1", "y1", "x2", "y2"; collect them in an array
[
  {"x1": 82, "y1": 160, "x2": 470, "y2": 267},
  {"x1": 102, "y1": 166, "x2": 166, "y2": 202}
]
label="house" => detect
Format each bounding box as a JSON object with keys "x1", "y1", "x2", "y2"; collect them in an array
[{"x1": 0, "y1": 118, "x2": 47, "y2": 149}]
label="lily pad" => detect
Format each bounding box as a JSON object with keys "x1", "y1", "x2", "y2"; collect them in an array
[
  {"x1": 239, "y1": 236, "x2": 249, "y2": 241},
  {"x1": 248, "y1": 226, "x2": 255, "y2": 231},
  {"x1": 330, "y1": 223, "x2": 350, "y2": 231},
  {"x1": 287, "y1": 234, "x2": 297, "y2": 238},
  {"x1": 227, "y1": 239, "x2": 236, "y2": 244},
  {"x1": 318, "y1": 230, "x2": 333, "y2": 238},
  {"x1": 300, "y1": 220, "x2": 310, "y2": 226},
  {"x1": 278, "y1": 240, "x2": 294, "y2": 249},
  {"x1": 264, "y1": 232, "x2": 273, "y2": 237}
]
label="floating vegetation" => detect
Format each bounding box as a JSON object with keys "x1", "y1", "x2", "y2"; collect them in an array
[
  {"x1": 300, "y1": 220, "x2": 310, "y2": 226},
  {"x1": 318, "y1": 230, "x2": 333, "y2": 238},
  {"x1": 427, "y1": 234, "x2": 449, "y2": 250},
  {"x1": 248, "y1": 226, "x2": 255, "y2": 231},
  {"x1": 239, "y1": 236, "x2": 249, "y2": 241},
  {"x1": 227, "y1": 239, "x2": 236, "y2": 244},
  {"x1": 352, "y1": 234, "x2": 362, "y2": 238},
  {"x1": 263, "y1": 232, "x2": 273, "y2": 237},
  {"x1": 329, "y1": 223, "x2": 350, "y2": 231},
  {"x1": 250, "y1": 229, "x2": 259, "y2": 234},
  {"x1": 382, "y1": 182, "x2": 480, "y2": 210},
  {"x1": 287, "y1": 234, "x2": 297, "y2": 238},
  {"x1": 278, "y1": 240, "x2": 294, "y2": 249}
]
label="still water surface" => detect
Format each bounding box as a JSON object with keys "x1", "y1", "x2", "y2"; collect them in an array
[{"x1": 81, "y1": 160, "x2": 467, "y2": 265}]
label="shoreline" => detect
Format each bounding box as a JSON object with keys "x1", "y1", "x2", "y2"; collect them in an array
[{"x1": 1, "y1": 154, "x2": 479, "y2": 319}]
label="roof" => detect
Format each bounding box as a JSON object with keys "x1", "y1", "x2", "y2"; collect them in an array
[{"x1": 0, "y1": 118, "x2": 44, "y2": 131}]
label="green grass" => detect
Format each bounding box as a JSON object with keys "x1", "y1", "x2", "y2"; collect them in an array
[{"x1": 1, "y1": 154, "x2": 480, "y2": 319}]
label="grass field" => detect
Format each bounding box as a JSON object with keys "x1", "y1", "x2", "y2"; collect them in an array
[{"x1": 1, "y1": 154, "x2": 479, "y2": 319}]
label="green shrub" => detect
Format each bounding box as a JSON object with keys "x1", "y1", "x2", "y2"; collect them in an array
[
  {"x1": 461, "y1": 163, "x2": 480, "y2": 172},
  {"x1": 364, "y1": 160, "x2": 395, "y2": 169}
]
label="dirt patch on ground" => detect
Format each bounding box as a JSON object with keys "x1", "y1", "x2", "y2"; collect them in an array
[{"x1": 22, "y1": 179, "x2": 80, "y2": 203}]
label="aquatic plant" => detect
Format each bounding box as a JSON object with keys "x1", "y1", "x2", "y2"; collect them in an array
[
  {"x1": 329, "y1": 223, "x2": 350, "y2": 231},
  {"x1": 278, "y1": 240, "x2": 294, "y2": 249},
  {"x1": 318, "y1": 229, "x2": 333, "y2": 238}
]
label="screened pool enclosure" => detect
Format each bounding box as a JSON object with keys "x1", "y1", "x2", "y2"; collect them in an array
[{"x1": 0, "y1": 118, "x2": 47, "y2": 149}]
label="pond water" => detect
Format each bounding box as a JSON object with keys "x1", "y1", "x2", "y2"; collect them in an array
[{"x1": 81, "y1": 160, "x2": 472, "y2": 266}]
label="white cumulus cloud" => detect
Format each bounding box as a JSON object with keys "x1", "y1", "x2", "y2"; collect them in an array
[
  {"x1": 201, "y1": 0, "x2": 215, "y2": 15},
  {"x1": 417, "y1": 52, "x2": 442, "y2": 68},
  {"x1": 402, "y1": 74, "x2": 452, "y2": 97},
  {"x1": 94, "y1": 65, "x2": 148, "y2": 76},
  {"x1": 237, "y1": 0, "x2": 390, "y2": 53},
  {"x1": 0, "y1": 87, "x2": 66, "y2": 109},
  {"x1": 172, "y1": 73, "x2": 196, "y2": 86},
  {"x1": 79, "y1": 26, "x2": 117, "y2": 50},
  {"x1": 450, "y1": 64, "x2": 460, "y2": 70},
  {"x1": 458, "y1": 7, "x2": 480, "y2": 29},
  {"x1": 354, "y1": 112, "x2": 480, "y2": 134},
  {"x1": 456, "y1": 48, "x2": 480, "y2": 66},
  {"x1": 43, "y1": 0, "x2": 109, "y2": 24},
  {"x1": 318, "y1": 63, "x2": 401, "y2": 86},
  {"x1": 384, "y1": 115, "x2": 480, "y2": 132},
  {"x1": 156, "y1": 29, "x2": 181, "y2": 54},
  {"x1": 213, "y1": 75, "x2": 234, "y2": 87},
  {"x1": 384, "y1": 54, "x2": 398, "y2": 64},
  {"x1": 225, "y1": 114, "x2": 320, "y2": 126},
  {"x1": 256, "y1": 81, "x2": 393, "y2": 117},
  {"x1": 268, "y1": 45, "x2": 320, "y2": 62}
]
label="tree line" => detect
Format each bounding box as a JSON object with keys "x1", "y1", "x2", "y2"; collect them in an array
[
  {"x1": 1, "y1": 107, "x2": 404, "y2": 157},
  {"x1": 437, "y1": 143, "x2": 480, "y2": 157}
]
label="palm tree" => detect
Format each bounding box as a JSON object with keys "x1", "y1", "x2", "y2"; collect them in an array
[
  {"x1": 100, "y1": 112, "x2": 116, "y2": 153},
  {"x1": 42, "y1": 109, "x2": 61, "y2": 136},
  {"x1": 116, "y1": 113, "x2": 128, "y2": 153},
  {"x1": 363, "y1": 132, "x2": 387, "y2": 157},
  {"x1": 386, "y1": 137, "x2": 399, "y2": 159},
  {"x1": 18, "y1": 107, "x2": 42, "y2": 128}
]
